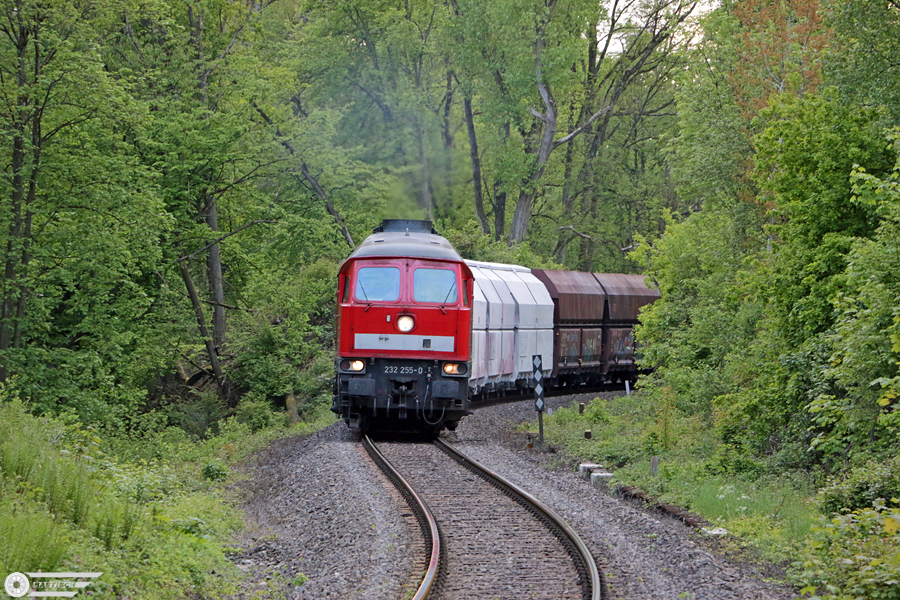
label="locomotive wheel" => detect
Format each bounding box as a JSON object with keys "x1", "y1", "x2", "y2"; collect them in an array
[{"x1": 444, "y1": 420, "x2": 459, "y2": 431}]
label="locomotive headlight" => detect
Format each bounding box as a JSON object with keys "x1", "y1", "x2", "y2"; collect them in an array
[
  {"x1": 443, "y1": 362, "x2": 468, "y2": 376},
  {"x1": 340, "y1": 359, "x2": 365, "y2": 372},
  {"x1": 397, "y1": 315, "x2": 415, "y2": 332}
]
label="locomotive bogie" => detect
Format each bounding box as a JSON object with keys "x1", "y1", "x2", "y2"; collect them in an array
[{"x1": 334, "y1": 357, "x2": 471, "y2": 431}]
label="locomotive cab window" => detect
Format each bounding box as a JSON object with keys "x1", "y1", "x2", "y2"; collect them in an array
[
  {"x1": 414, "y1": 268, "x2": 457, "y2": 304},
  {"x1": 355, "y1": 267, "x2": 400, "y2": 302}
]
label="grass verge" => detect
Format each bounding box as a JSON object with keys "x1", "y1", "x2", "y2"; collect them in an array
[
  {"x1": 0, "y1": 396, "x2": 336, "y2": 599},
  {"x1": 533, "y1": 393, "x2": 818, "y2": 568}
]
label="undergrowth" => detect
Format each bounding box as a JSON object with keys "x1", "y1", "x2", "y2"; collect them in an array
[
  {"x1": 0, "y1": 394, "x2": 336, "y2": 599},
  {"x1": 536, "y1": 393, "x2": 900, "y2": 598},
  {"x1": 536, "y1": 394, "x2": 817, "y2": 565}
]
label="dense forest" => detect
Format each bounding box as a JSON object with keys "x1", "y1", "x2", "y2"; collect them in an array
[{"x1": 1, "y1": 0, "x2": 899, "y2": 597}]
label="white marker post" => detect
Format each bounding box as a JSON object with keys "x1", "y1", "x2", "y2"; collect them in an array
[{"x1": 533, "y1": 355, "x2": 544, "y2": 446}]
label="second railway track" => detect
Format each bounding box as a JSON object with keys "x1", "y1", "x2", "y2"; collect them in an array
[{"x1": 363, "y1": 434, "x2": 605, "y2": 600}]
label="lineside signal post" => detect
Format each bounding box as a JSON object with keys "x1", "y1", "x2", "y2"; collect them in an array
[{"x1": 533, "y1": 355, "x2": 544, "y2": 446}]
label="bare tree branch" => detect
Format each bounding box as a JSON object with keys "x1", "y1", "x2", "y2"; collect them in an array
[
  {"x1": 557, "y1": 224, "x2": 592, "y2": 239},
  {"x1": 177, "y1": 220, "x2": 276, "y2": 263},
  {"x1": 553, "y1": 104, "x2": 613, "y2": 148}
]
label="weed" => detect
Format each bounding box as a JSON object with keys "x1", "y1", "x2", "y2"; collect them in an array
[{"x1": 534, "y1": 392, "x2": 819, "y2": 566}]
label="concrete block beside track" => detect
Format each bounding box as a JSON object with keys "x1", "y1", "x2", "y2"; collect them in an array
[
  {"x1": 578, "y1": 463, "x2": 604, "y2": 480},
  {"x1": 590, "y1": 471, "x2": 614, "y2": 490}
]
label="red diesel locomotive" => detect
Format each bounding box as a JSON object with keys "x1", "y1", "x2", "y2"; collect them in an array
[{"x1": 332, "y1": 220, "x2": 474, "y2": 432}]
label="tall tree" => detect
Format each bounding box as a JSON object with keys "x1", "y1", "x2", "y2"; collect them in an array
[
  {"x1": 0, "y1": 0, "x2": 174, "y2": 419},
  {"x1": 824, "y1": 0, "x2": 900, "y2": 123},
  {"x1": 110, "y1": 0, "x2": 286, "y2": 384},
  {"x1": 0, "y1": 0, "x2": 114, "y2": 377},
  {"x1": 290, "y1": 0, "x2": 455, "y2": 217}
]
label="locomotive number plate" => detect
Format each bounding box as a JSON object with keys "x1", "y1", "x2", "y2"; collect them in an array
[{"x1": 384, "y1": 366, "x2": 423, "y2": 375}]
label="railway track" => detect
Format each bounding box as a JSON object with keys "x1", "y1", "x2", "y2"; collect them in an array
[{"x1": 363, "y1": 434, "x2": 605, "y2": 600}]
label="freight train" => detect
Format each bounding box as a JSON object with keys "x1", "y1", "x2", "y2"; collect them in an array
[{"x1": 331, "y1": 219, "x2": 660, "y2": 433}]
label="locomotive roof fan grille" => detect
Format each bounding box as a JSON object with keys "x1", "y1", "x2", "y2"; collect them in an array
[{"x1": 374, "y1": 219, "x2": 438, "y2": 234}]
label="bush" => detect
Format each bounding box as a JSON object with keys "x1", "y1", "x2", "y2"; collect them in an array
[
  {"x1": 234, "y1": 396, "x2": 284, "y2": 432},
  {"x1": 584, "y1": 398, "x2": 611, "y2": 424},
  {"x1": 818, "y1": 456, "x2": 900, "y2": 515},
  {"x1": 0, "y1": 398, "x2": 243, "y2": 597},
  {"x1": 201, "y1": 462, "x2": 229, "y2": 482},
  {"x1": 705, "y1": 443, "x2": 766, "y2": 476},
  {"x1": 798, "y1": 501, "x2": 900, "y2": 600}
]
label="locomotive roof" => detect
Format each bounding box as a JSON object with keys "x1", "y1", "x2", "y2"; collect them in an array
[{"x1": 348, "y1": 230, "x2": 464, "y2": 262}]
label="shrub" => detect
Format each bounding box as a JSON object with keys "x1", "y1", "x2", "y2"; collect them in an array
[
  {"x1": 234, "y1": 396, "x2": 284, "y2": 432},
  {"x1": 798, "y1": 501, "x2": 900, "y2": 600},
  {"x1": 705, "y1": 443, "x2": 766, "y2": 476},
  {"x1": 584, "y1": 398, "x2": 611, "y2": 424},
  {"x1": 818, "y1": 456, "x2": 900, "y2": 515},
  {"x1": 201, "y1": 462, "x2": 229, "y2": 482}
]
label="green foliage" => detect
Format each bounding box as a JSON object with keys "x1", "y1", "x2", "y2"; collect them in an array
[
  {"x1": 440, "y1": 221, "x2": 560, "y2": 268},
  {"x1": 537, "y1": 391, "x2": 817, "y2": 564},
  {"x1": 201, "y1": 462, "x2": 230, "y2": 482},
  {"x1": 230, "y1": 259, "x2": 340, "y2": 411},
  {"x1": 825, "y1": 0, "x2": 900, "y2": 124},
  {"x1": 798, "y1": 501, "x2": 900, "y2": 600},
  {"x1": 234, "y1": 396, "x2": 284, "y2": 433},
  {"x1": 754, "y1": 91, "x2": 892, "y2": 341},
  {"x1": 0, "y1": 498, "x2": 68, "y2": 576},
  {"x1": 0, "y1": 388, "x2": 329, "y2": 599},
  {"x1": 632, "y1": 201, "x2": 765, "y2": 424},
  {"x1": 583, "y1": 398, "x2": 611, "y2": 425},
  {"x1": 811, "y1": 135, "x2": 900, "y2": 461},
  {"x1": 669, "y1": 5, "x2": 753, "y2": 210},
  {"x1": 817, "y1": 457, "x2": 900, "y2": 515}
]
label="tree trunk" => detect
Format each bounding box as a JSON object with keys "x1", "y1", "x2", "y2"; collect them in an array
[
  {"x1": 1, "y1": 130, "x2": 26, "y2": 368},
  {"x1": 442, "y1": 70, "x2": 455, "y2": 150},
  {"x1": 493, "y1": 186, "x2": 507, "y2": 242},
  {"x1": 508, "y1": 79, "x2": 558, "y2": 245},
  {"x1": 205, "y1": 194, "x2": 226, "y2": 350},
  {"x1": 555, "y1": 122, "x2": 579, "y2": 264},
  {"x1": 14, "y1": 159, "x2": 37, "y2": 350},
  {"x1": 179, "y1": 259, "x2": 224, "y2": 380},
  {"x1": 464, "y1": 96, "x2": 490, "y2": 236},
  {"x1": 0, "y1": 14, "x2": 34, "y2": 382}
]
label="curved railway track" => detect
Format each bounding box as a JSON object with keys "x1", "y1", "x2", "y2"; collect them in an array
[{"x1": 363, "y1": 434, "x2": 605, "y2": 600}]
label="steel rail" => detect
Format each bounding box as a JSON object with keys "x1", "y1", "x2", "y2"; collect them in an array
[
  {"x1": 472, "y1": 381, "x2": 631, "y2": 408},
  {"x1": 362, "y1": 434, "x2": 442, "y2": 600},
  {"x1": 435, "y1": 438, "x2": 606, "y2": 600}
]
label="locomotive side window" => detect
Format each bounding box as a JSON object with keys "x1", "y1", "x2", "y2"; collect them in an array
[
  {"x1": 414, "y1": 268, "x2": 457, "y2": 303},
  {"x1": 355, "y1": 267, "x2": 400, "y2": 302},
  {"x1": 341, "y1": 276, "x2": 349, "y2": 302}
]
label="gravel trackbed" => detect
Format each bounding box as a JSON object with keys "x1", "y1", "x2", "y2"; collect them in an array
[{"x1": 229, "y1": 394, "x2": 798, "y2": 600}]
